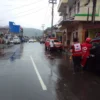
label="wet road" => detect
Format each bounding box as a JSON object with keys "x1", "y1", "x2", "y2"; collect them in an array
[{"x1": 1, "y1": 42, "x2": 100, "y2": 100}]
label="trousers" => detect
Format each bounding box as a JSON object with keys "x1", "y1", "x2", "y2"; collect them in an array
[{"x1": 72, "y1": 56, "x2": 82, "y2": 72}]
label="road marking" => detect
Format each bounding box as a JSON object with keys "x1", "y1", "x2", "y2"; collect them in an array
[
  {"x1": 30, "y1": 56, "x2": 47, "y2": 91},
  {"x1": 24, "y1": 50, "x2": 33, "y2": 51}
]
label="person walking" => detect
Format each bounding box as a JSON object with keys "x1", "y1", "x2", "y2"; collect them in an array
[
  {"x1": 81, "y1": 38, "x2": 92, "y2": 68},
  {"x1": 70, "y1": 38, "x2": 82, "y2": 73},
  {"x1": 49, "y1": 40, "x2": 54, "y2": 52}
]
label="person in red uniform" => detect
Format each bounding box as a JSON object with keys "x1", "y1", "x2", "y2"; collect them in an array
[
  {"x1": 81, "y1": 38, "x2": 92, "y2": 67},
  {"x1": 70, "y1": 38, "x2": 82, "y2": 72}
]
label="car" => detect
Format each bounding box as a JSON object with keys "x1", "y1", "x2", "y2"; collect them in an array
[
  {"x1": 85, "y1": 37, "x2": 100, "y2": 72},
  {"x1": 33, "y1": 39, "x2": 37, "y2": 42},
  {"x1": 10, "y1": 40, "x2": 14, "y2": 44},
  {"x1": 29, "y1": 39, "x2": 34, "y2": 43},
  {"x1": 13, "y1": 37, "x2": 21, "y2": 44},
  {"x1": 45, "y1": 38, "x2": 62, "y2": 51},
  {"x1": 40, "y1": 39, "x2": 45, "y2": 44},
  {"x1": 91, "y1": 37, "x2": 100, "y2": 44}
]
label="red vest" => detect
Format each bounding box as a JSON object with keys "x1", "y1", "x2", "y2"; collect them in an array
[
  {"x1": 72, "y1": 43, "x2": 82, "y2": 56},
  {"x1": 82, "y1": 43, "x2": 92, "y2": 57}
]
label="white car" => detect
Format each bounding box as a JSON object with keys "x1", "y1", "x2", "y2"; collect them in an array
[
  {"x1": 10, "y1": 40, "x2": 14, "y2": 44},
  {"x1": 13, "y1": 37, "x2": 21, "y2": 44},
  {"x1": 33, "y1": 39, "x2": 37, "y2": 42},
  {"x1": 29, "y1": 39, "x2": 34, "y2": 43}
]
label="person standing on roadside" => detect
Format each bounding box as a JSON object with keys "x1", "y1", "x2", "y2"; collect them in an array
[
  {"x1": 70, "y1": 38, "x2": 82, "y2": 73},
  {"x1": 81, "y1": 38, "x2": 92, "y2": 68},
  {"x1": 0, "y1": 34, "x2": 5, "y2": 54},
  {"x1": 50, "y1": 40, "x2": 54, "y2": 52}
]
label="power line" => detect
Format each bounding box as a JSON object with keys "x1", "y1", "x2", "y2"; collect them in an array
[
  {"x1": 42, "y1": 2, "x2": 58, "y2": 29},
  {"x1": 14, "y1": 6, "x2": 48, "y2": 18},
  {"x1": 11, "y1": 2, "x2": 46, "y2": 16},
  {"x1": 43, "y1": 10, "x2": 51, "y2": 29},
  {"x1": 41, "y1": 5, "x2": 53, "y2": 29},
  {"x1": 0, "y1": 6, "x2": 48, "y2": 22},
  {"x1": 0, "y1": 1, "x2": 48, "y2": 20},
  {"x1": 2, "y1": 0, "x2": 44, "y2": 13},
  {"x1": 42, "y1": 3, "x2": 50, "y2": 24}
]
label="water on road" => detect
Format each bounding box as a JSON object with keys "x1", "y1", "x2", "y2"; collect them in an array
[{"x1": 0, "y1": 42, "x2": 100, "y2": 100}]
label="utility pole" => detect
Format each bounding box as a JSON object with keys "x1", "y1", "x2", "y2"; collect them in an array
[
  {"x1": 49, "y1": 0, "x2": 57, "y2": 37},
  {"x1": 92, "y1": 0, "x2": 97, "y2": 23},
  {"x1": 42, "y1": 24, "x2": 45, "y2": 39},
  {"x1": 41, "y1": 24, "x2": 45, "y2": 32},
  {"x1": 42, "y1": 24, "x2": 45, "y2": 36},
  {"x1": 42, "y1": 24, "x2": 45, "y2": 32}
]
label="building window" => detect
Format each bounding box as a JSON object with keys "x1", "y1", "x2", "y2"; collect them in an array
[
  {"x1": 74, "y1": 1, "x2": 76, "y2": 5},
  {"x1": 77, "y1": 1, "x2": 80, "y2": 13},
  {"x1": 69, "y1": 7, "x2": 72, "y2": 17},
  {"x1": 73, "y1": 32, "x2": 78, "y2": 40},
  {"x1": 73, "y1": 1, "x2": 77, "y2": 15},
  {"x1": 67, "y1": 40, "x2": 70, "y2": 45},
  {"x1": 74, "y1": 6, "x2": 76, "y2": 14}
]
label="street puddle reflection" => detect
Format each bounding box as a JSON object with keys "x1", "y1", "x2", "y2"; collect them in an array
[{"x1": 10, "y1": 44, "x2": 24, "y2": 62}]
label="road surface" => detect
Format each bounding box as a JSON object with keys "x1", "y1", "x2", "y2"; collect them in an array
[{"x1": 0, "y1": 42, "x2": 100, "y2": 100}]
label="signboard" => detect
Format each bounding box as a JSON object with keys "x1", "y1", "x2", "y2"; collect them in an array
[
  {"x1": 12, "y1": 25, "x2": 20, "y2": 33},
  {"x1": 9, "y1": 21, "x2": 20, "y2": 33},
  {"x1": 9, "y1": 22, "x2": 14, "y2": 27},
  {"x1": 9, "y1": 22, "x2": 14, "y2": 32}
]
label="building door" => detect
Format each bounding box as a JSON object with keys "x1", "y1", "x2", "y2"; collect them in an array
[
  {"x1": 60, "y1": 36, "x2": 62, "y2": 42},
  {"x1": 67, "y1": 32, "x2": 71, "y2": 45},
  {"x1": 85, "y1": 31, "x2": 89, "y2": 40}
]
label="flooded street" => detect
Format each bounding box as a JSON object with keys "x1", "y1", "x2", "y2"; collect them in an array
[{"x1": 0, "y1": 42, "x2": 100, "y2": 100}]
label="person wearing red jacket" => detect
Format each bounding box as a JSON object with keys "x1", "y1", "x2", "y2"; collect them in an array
[
  {"x1": 81, "y1": 38, "x2": 92, "y2": 67},
  {"x1": 70, "y1": 38, "x2": 82, "y2": 73}
]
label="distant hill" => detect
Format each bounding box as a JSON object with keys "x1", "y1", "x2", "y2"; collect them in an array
[{"x1": 23, "y1": 28, "x2": 43, "y2": 37}]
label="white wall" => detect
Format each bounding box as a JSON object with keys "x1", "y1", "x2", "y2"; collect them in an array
[
  {"x1": 74, "y1": 0, "x2": 100, "y2": 21},
  {"x1": 78, "y1": 23, "x2": 83, "y2": 43}
]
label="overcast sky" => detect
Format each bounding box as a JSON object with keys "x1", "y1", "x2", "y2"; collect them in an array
[{"x1": 0, "y1": 0, "x2": 60, "y2": 29}]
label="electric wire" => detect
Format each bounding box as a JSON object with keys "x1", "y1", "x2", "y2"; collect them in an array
[
  {"x1": 0, "y1": 6, "x2": 48, "y2": 21},
  {"x1": 1, "y1": 0, "x2": 45, "y2": 13}
]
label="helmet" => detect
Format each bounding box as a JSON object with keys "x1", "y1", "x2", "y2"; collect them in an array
[{"x1": 86, "y1": 38, "x2": 91, "y2": 43}]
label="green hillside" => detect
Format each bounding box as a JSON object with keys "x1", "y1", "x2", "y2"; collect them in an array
[{"x1": 23, "y1": 28, "x2": 43, "y2": 37}]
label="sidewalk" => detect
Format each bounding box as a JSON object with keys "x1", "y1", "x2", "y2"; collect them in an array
[
  {"x1": 57, "y1": 52, "x2": 100, "y2": 100},
  {"x1": 4, "y1": 43, "x2": 14, "y2": 48},
  {"x1": 0, "y1": 44, "x2": 20, "y2": 60}
]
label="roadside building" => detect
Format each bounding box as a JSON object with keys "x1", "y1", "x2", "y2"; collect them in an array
[
  {"x1": 44, "y1": 27, "x2": 51, "y2": 38},
  {"x1": 58, "y1": 0, "x2": 100, "y2": 50},
  {"x1": 0, "y1": 27, "x2": 9, "y2": 35},
  {"x1": 44, "y1": 26, "x2": 63, "y2": 42},
  {"x1": 55, "y1": 29, "x2": 63, "y2": 42}
]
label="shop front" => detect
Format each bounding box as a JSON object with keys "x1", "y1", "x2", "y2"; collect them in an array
[
  {"x1": 83, "y1": 22, "x2": 100, "y2": 40},
  {"x1": 56, "y1": 32, "x2": 63, "y2": 42}
]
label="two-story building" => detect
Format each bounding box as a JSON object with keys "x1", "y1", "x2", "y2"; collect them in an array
[
  {"x1": 44, "y1": 26, "x2": 63, "y2": 41},
  {"x1": 58, "y1": 0, "x2": 100, "y2": 50},
  {"x1": 0, "y1": 27, "x2": 9, "y2": 34}
]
